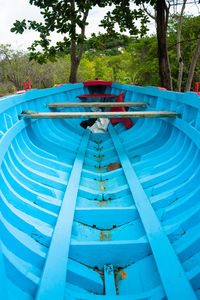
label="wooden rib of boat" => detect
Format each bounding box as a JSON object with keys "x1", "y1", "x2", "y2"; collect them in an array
[{"x1": 0, "y1": 80, "x2": 200, "y2": 300}]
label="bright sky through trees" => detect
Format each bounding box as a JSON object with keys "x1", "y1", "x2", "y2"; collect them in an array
[{"x1": 0, "y1": 0, "x2": 199, "y2": 50}]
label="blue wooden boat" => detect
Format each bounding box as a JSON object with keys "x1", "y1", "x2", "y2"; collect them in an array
[{"x1": 0, "y1": 80, "x2": 200, "y2": 300}]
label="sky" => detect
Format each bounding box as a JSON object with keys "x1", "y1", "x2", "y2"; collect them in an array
[
  {"x1": 0, "y1": 0, "x2": 111, "y2": 50},
  {"x1": 0, "y1": 0, "x2": 199, "y2": 51}
]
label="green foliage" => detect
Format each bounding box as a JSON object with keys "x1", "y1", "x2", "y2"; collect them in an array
[
  {"x1": 167, "y1": 14, "x2": 200, "y2": 91},
  {"x1": 100, "y1": 0, "x2": 156, "y2": 37},
  {"x1": 1, "y1": 13, "x2": 199, "y2": 96},
  {"x1": 85, "y1": 33, "x2": 132, "y2": 56},
  {"x1": 78, "y1": 55, "x2": 96, "y2": 81},
  {"x1": 10, "y1": 0, "x2": 112, "y2": 65},
  {"x1": 127, "y1": 36, "x2": 160, "y2": 86}
]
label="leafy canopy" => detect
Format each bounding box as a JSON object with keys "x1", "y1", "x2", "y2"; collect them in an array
[
  {"x1": 11, "y1": 0, "x2": 113, "y2": 63},
  {"x1": 100, "y1": 0, "x2": 156, "y2": 37}
]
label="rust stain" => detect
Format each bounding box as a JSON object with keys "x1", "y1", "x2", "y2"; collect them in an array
[
  {"x1": 114, "y1": 270, "x2": 119, "y2": 295},
  {"x1": 98, "y1": 179, "x2": 107, "y2": 191},
  {"x1": 97, "y1": 167, "x2": 103, "y2": 172},
  {"x1": 94, "y1": 140, "x2": 102, "y2": 145},
  {"x1": 99, "y1": 185, "x2": 106, "y2": 191},
  {"x1": 98, "y1": 200, "x2": 108, "y2": 207},
  {"x1": 97, "y1": 155, "x2": 103, "y2": 160},
  {"x1": 107, "y1": 162, "x2": 121, "y2": 171},
  {"x1": 120, "y1": 270, "x2": 127, "y2": 280},
  {"x1": 100, "y1": 231, "x2": 111, "y2": 241}
]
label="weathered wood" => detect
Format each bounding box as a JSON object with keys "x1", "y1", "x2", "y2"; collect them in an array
[
  {"x1": 77, "y1": 94, "x2": 118, "y2": 98},
  {"x1": 21, "y1": 111, "x2": 180, "y2": 119},
  {"x1": 47, "y1": 102, "x2": 148, "y2": 108}
]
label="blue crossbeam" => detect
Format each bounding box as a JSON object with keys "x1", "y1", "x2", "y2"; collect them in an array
[
  {"x1": 104, "y1": 264, "x2": 116, "y2": 295},
  {"x1": 36, "y1": 129, "x2": 90, "y2": 300},
  {"x1": 108, "y1": 124, "x2": 197, "y2": 300}
]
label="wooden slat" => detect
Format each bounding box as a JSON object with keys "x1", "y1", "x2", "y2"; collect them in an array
[
  {"x1": 77, "y1": 94, "x2": 117, "y2": 98},
  {"x1": 36, "y1": 130, "x2": 90, "y2": 300},
  {"x1": 108, "y1": 124, "x2": 197, "y2": 300},
  {"x1": 21, "y1": 111, "x2": 180, "y2": 119},
  {"x1": 47, "y1": 102, "x2": 148, "y2": 108}
]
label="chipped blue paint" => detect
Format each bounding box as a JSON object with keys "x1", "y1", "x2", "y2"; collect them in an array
[{"x1": 0, "y1": 82, "x2": 200, "y2": 299}]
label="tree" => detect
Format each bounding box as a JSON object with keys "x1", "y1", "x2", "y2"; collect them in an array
[
  {"x1": 156, "y1": 0, "x2": 172, "y2": 90},
  {"x1": 185, "y1": 36, "x2": 200, "y2": 91},
  {"x1": 11, "y1": 0, "x2": 112, "y2": 83},
  {"x1": 100, "y1": 0, "x2": 176, "y2": 89},
  {"x1": 0, "y1": 44, "x2": 68, "y2": 93},
  {"x1": 176, "y1": 0, "x2": 187, "y2": 92},
  {"x1": 0, "y1": 44, "x2": 37, "y2": 91},
  {"x1": 168, "y1": 14, "x2": 200, "y2": 91},
  {"x1": 127, "y1": 35, "x2": 160, "y2": 86}
]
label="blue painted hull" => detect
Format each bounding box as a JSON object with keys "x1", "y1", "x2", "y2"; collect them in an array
[{"x1": 0, "y1": 81, "x2": 200, "y2": 299}]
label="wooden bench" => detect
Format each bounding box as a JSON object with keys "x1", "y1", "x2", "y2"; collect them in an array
[
  {"x1": 47, "y1": 102, "x2": 148, "y2": 108},
  {"x1": 20, "y1": 111, "x2": 180, "y2": 119}
]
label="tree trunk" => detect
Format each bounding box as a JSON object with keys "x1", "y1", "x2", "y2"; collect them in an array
[
  {"x1": 69, "y1": 55, "x2": 79, "y2": 83},
  {"x1": 156, "y1": 0, "x2": 173, "y2": 90},
  {"x1": 185, "y1": 36, "x2": 200, "y2": 91},
  {"x1": 177, "y1": 0, "x2": 187, "y2": 92},
  {"x1": 68, "y1": 6, "x2": 89, "y2": 84},
  {"x1": 69, "y1": 39, "x2": 80, "y2": 83}
]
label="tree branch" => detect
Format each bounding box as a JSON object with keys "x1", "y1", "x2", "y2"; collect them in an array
[
  {"x1": 177, "y1": 0, "x2": 187, "y2": 92},
  {"x1": 185, "y1": 36, "x2": 200, "y2": 91},
  {"x1": 168, "y1": 37, "x2": 200, "y2": 50},
  {"x1": 141, "y1": 4, "x2": 156, "y2": 20},
  {"x1": 78, "y1": 8, "x2": 89, "y2": 61}
]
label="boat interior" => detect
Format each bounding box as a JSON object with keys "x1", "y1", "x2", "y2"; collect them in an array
[{"x1": 0, "y1": 80, "x2": 200, "y2": 299}]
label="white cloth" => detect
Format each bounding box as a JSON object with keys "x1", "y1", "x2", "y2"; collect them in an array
[{"x1": 87, "y1": 118, "x2": 110, "y2": 133}]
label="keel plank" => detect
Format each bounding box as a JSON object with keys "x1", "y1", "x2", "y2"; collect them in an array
[
  {"x1": 104, "y1": 264, "x2": 116, "y2": 295},
  {"x1": 36, "y1": 130, "x2": 90, "y2": 300},
  {"x1": 108, "y1": 124, "x2": 197, "y2": 300}
]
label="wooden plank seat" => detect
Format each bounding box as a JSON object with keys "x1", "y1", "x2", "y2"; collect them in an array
[
  {"x1": 20, "y1": 111, "x2": 180, "y2": 119},
  {"x1": 77, "y1": 94, "x2": 118, "y2": 98},
  {"x1": 47, "y1": 102, "x2": 148, "y2": 108}
]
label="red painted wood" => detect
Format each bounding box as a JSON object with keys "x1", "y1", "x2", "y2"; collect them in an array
[
  {"x1": 83, "y1": 80, "x2": 112, "y2": 86},
  {"x1": 24, "y1": 78, "x2": 32, "y2": 91},
  {"x1": 195, "y1": 82, "x2": 199, "y2": 93},
  {"x1": 157, "y1": 87, "x2": 167, "y2": 90},
  {"x1": 110, "y1": 92, "x2": 133, "y2": 129}
]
